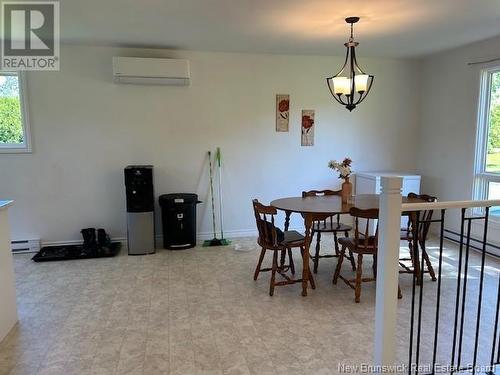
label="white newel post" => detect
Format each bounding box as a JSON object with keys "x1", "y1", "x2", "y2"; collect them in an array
[
  {"x1": 374, "y1": 177, "x2": 402, "y2": 369},
  {"x1": 0, "y1": 201, "x2": 17, "y2": 342}
]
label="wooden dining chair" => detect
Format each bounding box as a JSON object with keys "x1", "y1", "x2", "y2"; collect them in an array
[
  {"x1": 302, "y1": 190, "x2": 355, "y2": 273},
  {"x1": 252, "y1": 199, "x2": 315, "y2": 296},
  {"x1": 333, "y1": 207, "x2": 402, "y2": 303},
  {"x1": 400, "y1": 193, "x2": 437, "y2": 284}
]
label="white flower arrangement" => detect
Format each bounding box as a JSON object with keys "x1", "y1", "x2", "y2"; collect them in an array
[{"x1": 328, "y1": 158, "x2": 352, "y2": 179}]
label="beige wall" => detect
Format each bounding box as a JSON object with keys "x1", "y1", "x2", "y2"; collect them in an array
[
  {"x1": 418, "y1": 34, "x2": 500, "y2": 250},
  {"x1": 0, "y1": 45, "x2": 422, "y2": 243}
]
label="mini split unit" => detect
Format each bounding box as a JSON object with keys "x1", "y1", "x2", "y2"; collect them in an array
[{"x1": 112, "y1": 57, "x2": 190, "y2": 86}]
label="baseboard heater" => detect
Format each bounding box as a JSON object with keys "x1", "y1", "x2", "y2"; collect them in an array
[
  {"x1": 443, "y1": 229, "x2": 500, "y2": 258},
  {"x1": 11, "y1": 239, "x2": 40, "y2": 254}
]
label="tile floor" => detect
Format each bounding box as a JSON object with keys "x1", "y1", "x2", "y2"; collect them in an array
[{"x1": 0, "y1": 236, "x2": 498, "y2": 375}]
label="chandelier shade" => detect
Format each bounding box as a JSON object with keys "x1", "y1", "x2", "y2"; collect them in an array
[{"x1": 326, "y1": 17, "x2": 374, "y2": 112}]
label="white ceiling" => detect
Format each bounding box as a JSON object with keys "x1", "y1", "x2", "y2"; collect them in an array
[{"x1": 61, "y1": 0, "x2": 500, "y2": 58}]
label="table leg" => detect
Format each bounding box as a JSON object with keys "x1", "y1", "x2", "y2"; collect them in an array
[
  {"x1": 411, "y1": 212, "x2": 421, "y2": 285},
  {"x1": 284, "y1": 210, "x2": 291, "y2": 231},
  {"x1": 302, "y1": 213, "x2": 313, "y2": 296}
]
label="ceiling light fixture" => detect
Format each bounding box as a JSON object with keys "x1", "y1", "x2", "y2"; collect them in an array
[{"x1": 326, "y1": 17, "x2": 374, "y2": 112}]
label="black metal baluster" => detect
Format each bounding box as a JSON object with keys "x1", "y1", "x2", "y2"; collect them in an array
[
  {"x1": 457, "y1": 216, "x2": 473, "y2": 368},
  {"x1": 498, "y1": 337, "x2": 500, "y2": 366},
  {"x1": 498, "y1": 298, "x2": 500, "y2": 365},
  {"x1": 490, "y1": 274, "x2": 500, "y2": 374},
  {"x1": 451, "y1": 208, "x2": 466, "y2": 374},
  {"x1": 472, "y1": 207, "x2": 490, "y2": 375},
  {"x1": 415, "y1": 213, "x2": 425, "y2": 375},
  {"x1": 431, "y1": 210, "x2": 446, "y2": 375},
  {"x1": 409, "y1": 211, "x2": 419, "y2": 375},
  {"x1": 498, "y1": 302, "x2": 500, "y2": 364}
]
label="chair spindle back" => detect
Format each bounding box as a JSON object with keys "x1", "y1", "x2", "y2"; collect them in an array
[
  {"x1": 252, "y1": 199, "x2": 279, "y2": 248},
  {"x1": 407, "y1": 193, "x2": 437, "y2": 242},
  {"x1": 350, "y1": 207, "x2": 379, "y2": 250},
  {"x1": 302, "y1": 189, "x2": 342, "y2": 224}
]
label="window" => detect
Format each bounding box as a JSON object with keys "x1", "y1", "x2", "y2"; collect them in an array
[
  {"x1": 0, "y1": 71, "x2": 31, "y2": 153},
  {"x1": 474, "y1": 67, "x2": 500, "y2": 213}
]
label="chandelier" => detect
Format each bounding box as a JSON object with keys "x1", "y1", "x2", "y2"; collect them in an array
[{"x1": 326, "y1": 17, "x2": 374, "y2": 111}]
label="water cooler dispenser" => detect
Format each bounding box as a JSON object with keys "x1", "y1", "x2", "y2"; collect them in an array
[{"x1": 124, "y1": 165, "x2": 155, "y2": 255}]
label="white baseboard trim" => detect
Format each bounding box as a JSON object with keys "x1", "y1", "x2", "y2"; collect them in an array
[
  {"x1": 195, "y1": 228, "x2": 257, "y2": 240},
  {"x1": 38, "y1": 227, "x2": 306, "y2": 250},
  {"x1": 193, "y1": 227, "x2": 304, "y2": 241},
  {"x1": 155, "y1": 229, "x2": 259, "y2": 249},
  {"x1": 41, "y1": 237, "x2": 127, "y2": 248}
]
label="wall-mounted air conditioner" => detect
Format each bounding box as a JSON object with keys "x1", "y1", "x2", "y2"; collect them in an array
[{"x1": 112, "y1": 57, "x2": 190, "y2": 86}]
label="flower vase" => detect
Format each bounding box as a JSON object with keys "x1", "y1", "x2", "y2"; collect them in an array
[{"x1": 341, "y1": 177, "x2": 352, "y2": 203}]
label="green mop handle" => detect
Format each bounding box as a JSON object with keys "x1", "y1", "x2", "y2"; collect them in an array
[
  {"x1": 216, "y1": 147, "x2": 225, "y2": 240},
  {"x1": 208, "y1": 151, "x2": 217, "y2": 239}
]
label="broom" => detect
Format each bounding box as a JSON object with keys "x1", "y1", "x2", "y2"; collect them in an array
[
  {"x1": 216, "y1": 147, "x2": 231, "y2": 246},
  {"x1": 203, "y1": 150, "x2": 230, "y2": 246}
]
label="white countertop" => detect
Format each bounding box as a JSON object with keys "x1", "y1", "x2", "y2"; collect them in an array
[{"x1": 0, "y1": 201, "x2": 13, "y2": 210}]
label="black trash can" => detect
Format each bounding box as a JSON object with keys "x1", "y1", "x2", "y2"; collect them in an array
[{"x1": 159, "y1": 193, "x2": 201, "y2": 249}]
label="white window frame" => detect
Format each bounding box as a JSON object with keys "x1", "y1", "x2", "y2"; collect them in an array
[
  {"x1": 0, "y1": 71, "x2": 31, "y2": 153},
  {"x1": 473, "y1": 66, "x2": 500, "y2": 212}
]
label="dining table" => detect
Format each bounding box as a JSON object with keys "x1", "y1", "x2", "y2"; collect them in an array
[{"x1": 270, "y1": 194, "x2": 423, "y2": 296}]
